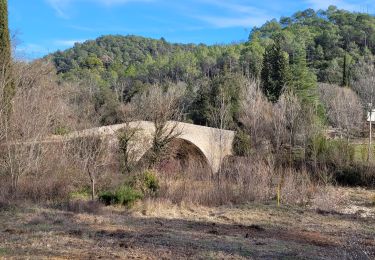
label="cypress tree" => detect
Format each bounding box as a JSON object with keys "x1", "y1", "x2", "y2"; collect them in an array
[
  {"x1": 260, "y1": 36, "x2": 290, "y2": 103},
  {"x1": 0, "y1": 0, "x2": 11, "y2": 64},
  {"x1": 0, "y1": 0, "x2": 14, "y2": 112},
  {"x1": 341, "y1": 53, "x2": 351, "y2": 87}
]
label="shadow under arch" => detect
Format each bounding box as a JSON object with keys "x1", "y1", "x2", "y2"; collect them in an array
[{"x1": 137, "y1": 138, "x2": 211, "y2": 176}]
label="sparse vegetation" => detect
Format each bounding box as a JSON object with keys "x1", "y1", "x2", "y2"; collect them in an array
[{"x1": 0, "y1": 2, "x2": 375, "y2": 258}]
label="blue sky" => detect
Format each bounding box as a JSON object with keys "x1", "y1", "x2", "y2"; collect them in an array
[{"x1": 9, "y1": 0, "x2": 375, "y2": 59}]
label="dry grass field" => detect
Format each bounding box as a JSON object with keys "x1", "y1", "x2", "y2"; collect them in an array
[{"x1": 0, "y1": 187, "x2": 374, "y2": 259}]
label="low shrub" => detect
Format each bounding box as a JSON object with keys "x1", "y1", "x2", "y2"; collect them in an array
[
  {"x1": 128, "y1": 170, "x2": 160, "y2": 196},
  {"x1": 98, "y1": 191, "x2": 116, "y2": 206},
  {"x1": 69, "y1": 188, "x2": 91, "y2": 200},
  {"x1": 53, "y1": 125, "x2": 70, "y2": 135},
  {"x1": 0, "y1": 199, "x2": 14, "y2": 212},
  {"x1": 334, "y1": 167, "x2": 363, "y2": 186},
  {"x1": 99, "y1": 170, "x2": 159, "y2": 207},
  {"x1": 17, "y1": 174, "x2": 73, "y2": 203},
  {"x1": 333, "y1": 164, "x2": 375, "y2": 187},
  {"x1": 305, "y1": 134, "x2": 375, "y2": 187},
  {"x1": 99, "y1": 185, "x2": 143, "y2": 207},
  {"x1": 115, "y1": 185, "x2": 143, "y2": 206},
  {"x1": 308, "y1": 134, "x2": 354, "y2": 167},
  {"x1": 144, "y1": 171, "x2": 159, "y2": 192}
]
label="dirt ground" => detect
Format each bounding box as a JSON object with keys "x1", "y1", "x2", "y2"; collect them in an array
[{"x1": 0, "y1": 187, "x2": 374, "y2": 259}]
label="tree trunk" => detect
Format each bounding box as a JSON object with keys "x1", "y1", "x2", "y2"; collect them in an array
[
  {"x1": 368, "y1": 109, "x2": 372, "y2": 163},
  {"x1": 88, "y1": 168, "x2": 95, "y2": 200},
  {"x1": 91, "y1": 178, "x2": 95, "y2": 201}
]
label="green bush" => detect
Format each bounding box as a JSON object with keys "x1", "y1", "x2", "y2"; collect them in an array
[
  {"x1": 334, "y1": 167, "x2": 363, "y2": 186},
  {"x1": 114, "y1": 185, "x2": 143, "y2": 206},
  {"x1": 98, "y1": 191, "x2": 116, "y2": 206},
  {"x1": 98, "y1": 185, "x2": 143, "y2": 207},
  {"x1": 306, "y1": 134, "x2": 374, "y2": 186},
  {"x1": 308, "y1": 134, "x2": 329, "y2": 164},
  {"x1": 308, "y1": 134, "x2": 354, "y2": 167},
  {"x1": 98, "y1": 170, "x2": 159, "y2": 207},
  {"x1": 328, "y1": 139, "x2": 355, "y2": 166},
  {"x1": 129, "y1": 170, "x2": 159, "y2": 195},
  {"x1": 142, "y1": 170, "x2": 159, "y2": 193},
  {"x1": 69, "y1": 188, "x2": 91, "y2": 200},
  {"x1": 333, "y1": 164, "x2": 375, "y2": 187},
  {"x1": 53, "y1": 126, "x2": 70, "y2": 135}
]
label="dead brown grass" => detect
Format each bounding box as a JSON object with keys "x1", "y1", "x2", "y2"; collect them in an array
[
  {"x1": 156, "y1": 155, "x2": 318, "y2": 207},
  {"x1": 0, "y1": 187, "x2": 373, "y2": 259}
]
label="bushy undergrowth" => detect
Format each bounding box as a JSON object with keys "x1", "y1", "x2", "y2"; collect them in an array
[
  {"x1": 157, "y1": 156, "x2": 316, "y2": 206},
  {"x1": 1, "y1": 133, "x2": 373, "y2": 209},
  {"x1": 99, "y1": 170, "x2": 159, "y2": 207},
  {"x1": 99, "y1": 185, "x2": 143, "y2": 207},
  {"x1": 333, "y1": 165, "x2": 375, "y2": 187},
  {"x1": 307, "y1": 134, "x2": 354, "y2": 167},
  {"x1": 306, "y1": 135, "x2": 375, "y2": 187},
  {"x1": 69, "y1": 188, "x2": 91, "y2": 200}
]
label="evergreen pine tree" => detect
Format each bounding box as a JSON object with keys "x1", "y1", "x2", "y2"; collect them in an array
[
  {"x1": 260, "y1": 36, "x2": 290, "y2": 102},
  {"x1": 288, "y1": 45, "x2": 317, "y2": 104}
]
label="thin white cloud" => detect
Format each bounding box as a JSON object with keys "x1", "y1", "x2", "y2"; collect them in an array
[
  {"x1": 199, "y1": 0, "x2": 264, "y2": 15},
  {"x1": 192, "y1": 0, "x2": 271, "y2": 28},
  {"x1": 45, "y1": 0, "x2": 154, "y2": 18},
  {"x1": 46, "y1": 0, "x2": 72, "y2": 18},
  {"x1": 96, "y1": 0, "x2": 153, "y2": 5},
  {"x1": 195, "y1": 15, "x2": 270, "y2": 28},
  {"x1": 54, "y1": 39, "x2": 86, "y2": 47},
  {"x1": 15, "y1": 43, "x2": 50, "y2": 59},
  {"x1": 17, "y1": 43, "x2": 48, "y2": 53}
]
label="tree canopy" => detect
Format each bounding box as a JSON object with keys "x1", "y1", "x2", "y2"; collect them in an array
[{"x1": 47, "y1": 6, "x2": 375, "y2": 128}]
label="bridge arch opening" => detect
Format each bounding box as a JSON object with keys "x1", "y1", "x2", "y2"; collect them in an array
[{"x1": 138, "y1": 138, "x2": 211, "y2": 176}]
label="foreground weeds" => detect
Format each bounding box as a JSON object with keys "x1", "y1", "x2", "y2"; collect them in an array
[
  {"x1": 0, "y1": 187, "x2": 374, "y2": 259},
  {"x1": 157, "y1": 156, "x2": 317, "y2": 207}
]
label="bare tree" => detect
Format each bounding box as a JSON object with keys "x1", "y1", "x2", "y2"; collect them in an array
[
  {"x1": 239, "y1": 79, "x2": 273, "y2": 149},
  {"x1": 208, "y1": 87, "x2": 232, "y2": 176},
  {"x1": 131, "y1": 83, "x2": 184, "y2": 168},
  {"x1": 70, "y1": 135, "x2": 111, "y2": 200},
  {"x1": 319, "y1": 83, "x2": 363, "y2": 141},
  {"x1": 0, "y1": 61, "x2": 68, "y2": 195},
  {"x1": 280, "y1": 91, "x2": 302, "y2": 147},
  {"x1": 271, "y1": 97, "x2": 287, "y2": 152},
  {"x1": 268, "y1": 90, "x2": 303, "y2": 169},
  {"x1": 116, "y1": 103, "x2": 143, "y2": 173}
]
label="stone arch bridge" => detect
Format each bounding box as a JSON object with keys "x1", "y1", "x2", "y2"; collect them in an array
[{"x1": 48, "y1": 121, "x2": 235, "y2": 173}]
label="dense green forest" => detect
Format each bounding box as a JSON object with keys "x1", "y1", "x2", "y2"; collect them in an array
[{"x1": 49, "y1": 6, "x2": 375, "y2": 128}]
